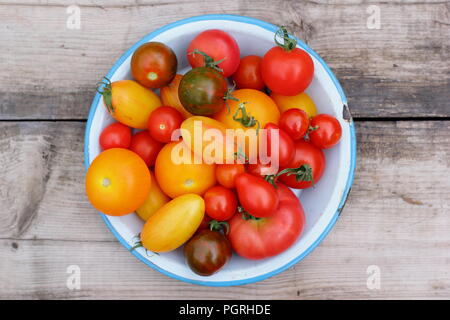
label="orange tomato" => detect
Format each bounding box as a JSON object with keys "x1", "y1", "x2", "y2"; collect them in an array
[
  {"x1": 216, "y1": 164, "x2": 245, "y2": 189},
  {"x1": 214, "y1": 89, "x2": 280, "y2": 158},
  {"x1": 85, "y1": 148, "x2": 151, "y2": 216},
  {"x1": 155, "y1": 141, "x2": 216, "y2": 198},
  {"x1": 136, "y1": 171, "x2": 170, "y2": 221},
  {"x1": 160, "y1": 74, "x2": 193, "y2": 119},
  {"x1": 102, "y1": 80, "x2": 162, "y2": 129},
  {"x1": 270, "y1": 92, "x2": 317, "y2": 118},
  {"x1": 181, "y1": 116, "x2": 236, "y2": 164}
]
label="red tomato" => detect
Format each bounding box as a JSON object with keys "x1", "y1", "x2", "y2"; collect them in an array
[
  {"x1": 129, "y1": 131, "x2": 163, "y2": 166},
  {"x1": 309, "y1": 114, "x2": 342, "y2": 149},
  {"x1": 187, "y1": 29, "x2": 240, "y2": 77},
  {"x1": 215, "y1": 164, "x2": 245, "y2": 189},
  {"x1": 148, "y1": 106, "x2": 183, "y2": 143},
  {"x1": 265, "y1": 123, "x2": 295, "y2": 168},
  {"x1": 232, "y1": 55, "x2": 264, "y2": 90},
  {"x1": 204, "y1": 186, "x2": 237, "y2": 221},
  {"x1": 279, "y1": 109, "x2": 310, "y2": 140},
  {"x1": 261, "y1": 27, "x2": 314, "y2": 96},
  {"x1": 99, "y1": 122, "x2": 131, "y2": 150},
  {"x1": 279, "y1": 140, "x2": 325, "y2": 189},
  {"x1": 228, "y1": 183, "x2": 305, "y2": 260},
  {"x1": 246, "y1": 161, "x2": 278, "y2": 177},
  {"x1": 235, "y1": 173, "x2": 279, "y2": 218}
]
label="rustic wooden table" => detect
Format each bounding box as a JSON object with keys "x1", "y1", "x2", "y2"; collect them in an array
[{"x1": 1, "y1": 0, "x2": 449, "y2": 300}]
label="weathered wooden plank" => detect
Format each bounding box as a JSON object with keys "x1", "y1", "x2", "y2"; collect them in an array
[
  {"x1": 0, "y1": 1, "x2": 448, "y2": 119},
  {"x1": 0, "y1": 120, "x2": 449, "y2": 299}
]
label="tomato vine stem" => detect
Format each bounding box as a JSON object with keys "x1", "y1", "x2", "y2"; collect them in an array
[{"x1": 274, "y1": 26, "x2": 297, "y2": 51}]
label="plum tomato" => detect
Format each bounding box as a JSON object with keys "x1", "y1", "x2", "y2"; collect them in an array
[
  {"x1": 148, "y1": 106, "x2": 183, "y2": 143},
  {"x1": 187, "y1": 29, "x2": 240, "y2": 77},
  {"x1": 129, "y1": 131, "x2": 163, "y2": 167},
  {"x1": 131, "y1": 42, "x2": 177, "y2": 89},
  {"x1": 278, "y1": 140, "x2": 325, "y2": 189},
  {"x1": 279, "y1": 109, "x2": 310, "y2": 140},
  {"x1": 232, "y1": 55, "x2": 265, "y2": 90},
  {"x1": 235, "y1": 173, "x2": 279, "y2": 218},
  {"x1": 204, "y1": 186, "x2": 237, "y2": 221},
  {"x1": 99, "y1": 122, "x2": 131, "y2": 150},
  {"x1": 309, "y1": 114, "x2": 342, "y2": 149},
  {"x1": 261, "y1": 27, "x2": 314, "y2": 96}
]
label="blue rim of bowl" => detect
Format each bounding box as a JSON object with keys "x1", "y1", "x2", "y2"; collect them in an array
[{"x1": 84, "y1": 14, "x2": 357, "y2": 287}]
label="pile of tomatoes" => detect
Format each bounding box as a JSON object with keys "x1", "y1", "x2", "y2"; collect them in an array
[{"x1": 86, "y1": 27, "x2": 342, "y2": 276}]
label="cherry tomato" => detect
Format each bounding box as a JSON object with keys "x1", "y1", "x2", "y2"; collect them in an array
[
  {"x1": 228, "y1": 183, "x2": 305, "y2": 260},
  {"x1": 187, "y1": 29, "x2": 240, "y2": 77},
  {"x1": 309, "y1": 114, "x2": 342, "y2": 149},
  {"x1": 99, "y1": 122, "x2": 131, "y2": 150},
  {"x1": 129, "y1": 131, "x2": 163, "y2": 167},
  {"x1": 235, "y1": 173, "x2": 279, "y2": 218},
  {"x1": 261, "y1": 27, "x2": 314, "y2": 96},
  {"x1": 148, "y1": 106, "x2": 183, "y2": 143},
  {"x1": 184, "y1": 229, "x2": 232, "y2": 276},
  {"x1": 279, "y1": 109, "x2": 310, "y2": 140},
  {"x1": 265, "y1": 123, "x2": 295, "y2": 168},
  {"x1": 179, "y1": 67, "x2": 228, "y2": 115},
  {"x1": 195, "y1": 215, "x2": 212, "y2": 235},
  {"x1": 204, "y1": 186, "x2": 237, "y2": 221},
  {"x1": 131, "y1": 42, "x2": 177, "y2": 89},
  {"x1": 232, "y1": 55, "x2": 264, "y2": 90},
  {"x1": 215, "y1": 164, "x2": 245, "y2": 189},
  {"x1": 279, "y1": 140, "x2": 325, "y2": 189},
  {"x1": 85, "y1": 148, "x2": 151, "y2": 216}
]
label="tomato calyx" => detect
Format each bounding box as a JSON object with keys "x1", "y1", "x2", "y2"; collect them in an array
[
  {"x1": 264, "y1": 164, "x2": 315, "y2": 187},
  {"x1": 209, "y1": 220, "x2": 230, "y2": 235},
  {"x1": 274, "y1": 26, "x2": 297, "y2": 52},
  {"x1": 189, "y1": 49, "x2": 225, "y2": 73},
  {"x1": 232, "y1": 102, "x2": 260, "y2": 134},
  {"x1": 238, "y1": 206, "x2": 262, "y2": 221},
  {"x1": 96, "y1": 77, "x2": 113, "y2": 113}
]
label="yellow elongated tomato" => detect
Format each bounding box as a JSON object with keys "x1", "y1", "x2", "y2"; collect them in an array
[
  {"x1": 155, "y1": 141, "x2": 216, "y2": 198},
  {"x1": 140, "y1": 194, "x2": 205, "y2": 252},
  {"x1": 136, "y1": 171, "x2": 170, "y2": 221},
  {"x1": 181, "y1": 116, "x2": 236, "y2": 164},
  {"x1": 270, "y1": 92, "x2": 317, "y2": 118},
  {"x1": 99, "y1": 79, "x2": 162, "y2": 129},
  {"x1": 160, "y1": 74, "x2": 193, "y2": 119},
  {"x1": 85, "y1": 148, "x2": 151, "y2": 216}
]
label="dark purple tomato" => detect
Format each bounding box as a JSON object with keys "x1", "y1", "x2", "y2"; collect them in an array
[
  {"x1": 184, "y1": 229, "x2": 232, "y2": 276},
  {"x1": 178, "y1": 67, "x2": 228, "y2": 116}
]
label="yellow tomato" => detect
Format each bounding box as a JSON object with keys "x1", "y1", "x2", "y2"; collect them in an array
[
  {"x1": 140, "y1": 193, "x2": 205, "y2": 252},
  {"x1": 214, "y1": 89, "x2": 280, "y2": 158},
  {"x1": 270, "y1": 92, "x2": 317, "y2": 118},
  {"x1": 85, "y1": 148, "x2": 151, "y2": 216},
  {"x1": 160, "y1": 74, "x2": 193, "y2": 119},
  {"x1": 101, "y1": 79, "x2": 162, "y2": 129},
  {"x1": 181, "y1": 116, "x2": 236, "y2": 164},
  {"x1": 155, "y1": 141, "x2": 216, "y2": 198},
  {"x1": 136, "y1": 171, "x2": 170, "y2": 221}
]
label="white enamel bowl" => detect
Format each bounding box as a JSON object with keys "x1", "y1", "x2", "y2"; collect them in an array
[{"x1": 84, "y1": 14, "x2": 356, "y2": 286}]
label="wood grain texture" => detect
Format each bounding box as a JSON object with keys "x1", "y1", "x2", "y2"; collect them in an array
[
  {"x1": 1, "y1": 121, "x2": 449, "y2": 299},
  {"x1": 0, "y1": 0, "x2": 449, "y2": 119}
]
